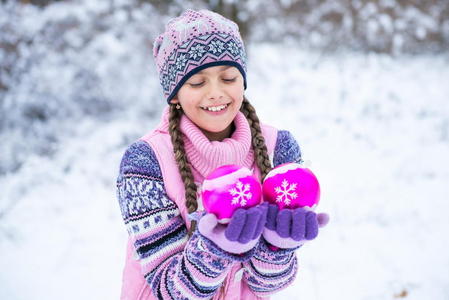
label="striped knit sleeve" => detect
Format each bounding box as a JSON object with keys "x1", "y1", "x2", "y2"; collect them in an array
[
  {"x1": 116, "y1": 140, "x2": 237, "y2": 299},
  {"x1": 242, "y1": 130, "x2": 302, "y2": 296}
]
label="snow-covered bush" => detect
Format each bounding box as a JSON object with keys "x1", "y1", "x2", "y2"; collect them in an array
[
  {"x1": 0, "y1": 0, "x2": 164, "y2": 174},
  {"x1": 247, "y1": 0, "x2": 449, "y2": 54}
]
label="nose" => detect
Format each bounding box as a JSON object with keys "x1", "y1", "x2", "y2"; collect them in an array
[{"x1": 205, "y1": 79, "x2": 225, "y2": 101}]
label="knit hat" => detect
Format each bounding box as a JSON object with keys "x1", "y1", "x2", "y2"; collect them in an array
[{"x1": 152, "y1": 9, "x2": 248, "y2": 104}]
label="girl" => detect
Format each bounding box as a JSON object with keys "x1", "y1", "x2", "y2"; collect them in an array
[{"x1": 116, "y1": 9, "x2": 329, "y2": 300}]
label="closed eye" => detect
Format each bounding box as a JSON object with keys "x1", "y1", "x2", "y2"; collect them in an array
[
  {"x1": 189, "y1": 82, "x2": 204, "y2": 87},
  {"x1": 188, "y1": 77, "x2": 237, "y2": 87}
]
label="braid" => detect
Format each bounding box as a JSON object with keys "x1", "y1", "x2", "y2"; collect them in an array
[
  {"x1": 167, "y1": 98, "x2": 271, "y2": 238},
  {"x1": 240, "y1": 96, "x2": 273, "y2": 180},
  {"x1": 168, "y1": 104, "x2": 198, "y2": 237}
]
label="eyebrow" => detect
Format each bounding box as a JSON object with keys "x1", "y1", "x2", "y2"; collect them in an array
[{"x1": 196, "y1": 65, "x2": 232, "y2": 74}]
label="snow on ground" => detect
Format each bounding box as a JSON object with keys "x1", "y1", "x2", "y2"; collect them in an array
[{"x1": 1, "y1": 42, "x2": 449, "y2": 299}]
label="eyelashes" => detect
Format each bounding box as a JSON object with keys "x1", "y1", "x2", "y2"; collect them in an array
[
  {"x1": 189, "y1": 77, "x2": 237, "y2": 87},
  {"x1": 189, "y1": 82, "x2": 204, "y2": 87}
]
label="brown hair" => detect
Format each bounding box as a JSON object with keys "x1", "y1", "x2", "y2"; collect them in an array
[{"x1": 168, "y1": 96, "x2": 272, "y2": 237}]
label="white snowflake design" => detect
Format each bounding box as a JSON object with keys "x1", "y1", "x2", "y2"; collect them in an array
[
  {"x1": 175, "y1": 53, "x2": 188, "y2": 70},
  {"x1": 168, "y1": 65, "x2": 177, "y2": 80},
  {"x1": 229, "y1": 180, "x2": 252, "y2": 206},
  {"x1": 208, "y1": 39, "x2": 225, "y2": 54},
  {"x1": 188, "y1": 44, "x2": 206, "y2": 60},
  {"x1": 227, "y1": 41, "x2": 239, "y2": 55},
  {"x1": 274, "y1": 179, "x2": 298, "y2": 206}
]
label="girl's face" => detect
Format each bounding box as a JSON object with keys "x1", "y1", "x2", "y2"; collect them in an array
[{"x1": 170, "y1": 65, "x2": 245, "y2": 141}]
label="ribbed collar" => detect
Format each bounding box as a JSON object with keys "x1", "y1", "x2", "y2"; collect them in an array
[
  {"x1": 179, "y1": 111, "x2": 254, "y2": 178},
  {"x1": 157, "y1": 106, "x2": 254, "y2": 179}
]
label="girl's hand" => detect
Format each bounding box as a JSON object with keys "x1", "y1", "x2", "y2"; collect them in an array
[
  {"x1": 263, "y1": 204, "x2": 329, "y2": 249},
  {"x1": 197, "y1": 203, "x2": 268, "y2": 254}
]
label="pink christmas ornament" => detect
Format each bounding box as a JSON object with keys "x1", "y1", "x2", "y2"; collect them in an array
[
  {"x1": 201, "y1": 165, "x2": 262, "y2": 224},
  {"x1": 262, "y1": 163, "x2": 320, "y2": 210}
]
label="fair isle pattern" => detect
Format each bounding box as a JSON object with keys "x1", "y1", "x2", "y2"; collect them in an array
[
  {"x1": 117, "y1": 140, "x2": 163, "y2": 182},
  {"x1": 117, "y1": 140, "x2": 236, "y2": 299},
  {"x1": 144, "y1": 231, "x2": 235, "y2": 299},
  {"x1": 243, "y1": 240, "x2": 299, "y2": 296},
  {"x1": 123, "y1": 203, "x2": 179, "y2": 235},
  {"x1": 152, "y1": 9, "x2": 247, "y2": 103},
  {"x1": 159, "y1": 33, "x2": 247, "y2": 101},
  {"x1": 134, "y1": 215, "x2": 186, "y2": 259},
  {"x1": 117, "y1": 175, "x2": 175, "y2": 224}
]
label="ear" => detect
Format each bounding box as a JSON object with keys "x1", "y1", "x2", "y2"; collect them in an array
[{"x1": 170, "y1": 98, "x2": 179, "y2": 104}]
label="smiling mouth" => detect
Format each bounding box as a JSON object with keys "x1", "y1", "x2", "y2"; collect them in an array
[{"x1": 200, "y1": 103, "x2": 230, "y2": 112}]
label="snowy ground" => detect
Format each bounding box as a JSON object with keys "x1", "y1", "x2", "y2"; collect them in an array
[{"x1": 1, "y1": 42, "x2": 449, "y2": 299}]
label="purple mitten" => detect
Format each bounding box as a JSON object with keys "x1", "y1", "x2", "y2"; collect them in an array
[
  {"x1": 198, "y1": 203, "x2": 268, "y2": 254},
  {"x1": 263, "y1": 204, "x2": 329, "y2": 249}
]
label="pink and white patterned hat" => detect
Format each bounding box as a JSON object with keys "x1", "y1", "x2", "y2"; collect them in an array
[{"x1": 152, "y1": 9, "x2": 248, "y2": 103}]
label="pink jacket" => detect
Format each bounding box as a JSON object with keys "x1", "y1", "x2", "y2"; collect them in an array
[{"x1": 120, "y1": 108, "x2": 286, "y2": 299}]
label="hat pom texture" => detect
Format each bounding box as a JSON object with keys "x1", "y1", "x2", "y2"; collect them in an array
[{"x1": 153, "y1": 9, "x2": 248, "y2": 103}]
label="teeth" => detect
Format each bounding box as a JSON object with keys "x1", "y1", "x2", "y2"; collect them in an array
[{"x1": 202, "y1": 104, "x2": 228, "y2": 112}]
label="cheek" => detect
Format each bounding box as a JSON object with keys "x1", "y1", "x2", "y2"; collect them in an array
[
  {"x1": 177, "y1": 91, "x2": 200, "y2": 107},
  {"x1": 229, "y1": 84, "x2": 244, "y2": 99}
]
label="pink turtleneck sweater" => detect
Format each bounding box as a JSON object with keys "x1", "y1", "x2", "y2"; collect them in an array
[{"x1": 180, "y1": 110, "x2": 255, "y2": 179}]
